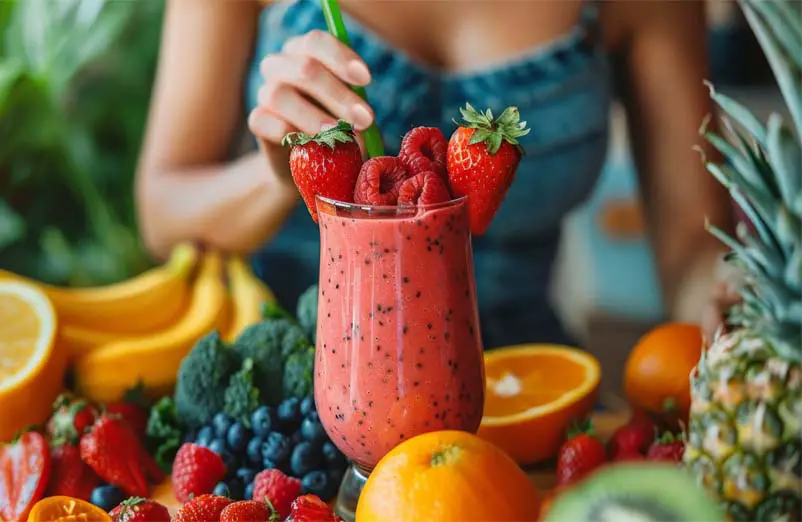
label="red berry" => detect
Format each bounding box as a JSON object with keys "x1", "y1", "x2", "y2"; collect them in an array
[
  {"x1": 172, "y1": 443, "x2": 227, "y2": 503},
  {"x1": 110, "y1": 497, "x2": 171, "y2": 522},
  {"x1": 399, "y1": 126, "x2": 448, "y2": 180},
  {"x1": 608, "y1": 414, "x2": 657, "y2": 460},
  {"x1": 646, "y1": 432, "x2": 686, "y2": 463},
  {"x1": 220, "y1": 500, "x2": 272, "y2": 522},
  {"x1": 555, "y1": 422, "x2": 607, "y2": 486},
  {"x1": 286, "y1": 494, "x2": 343, "y2": 522},
  {"x1": 47, "y1": 443, "x2": 99, "y2": 501},
  {"x1": 173, "y1": 495, "x2": 232, "y2": 522},
  {"x1": 105, "y1": 402, "x2": 149, "y2": 440},
  {"x1": 47, "y1": 394, "x2": 97, "y2": 445},
  {"x1": 252, "y1": 469, "x2": 302, "y2": 519},
  {"x1": 614, "y1": 448, "x2": 645, "y2": 462},
  {"x1": 353, "y1": 156, "x2": 409, "y2": 206},
  {"x1": 0, "y1": 431, "x2": 51, "y2": 522},
  {"x1": 79, "y1": 415, "x2": 150, "y2": 497},
  {"x1": 397, "y1": 171, "x2": 451, "y2": 207}
]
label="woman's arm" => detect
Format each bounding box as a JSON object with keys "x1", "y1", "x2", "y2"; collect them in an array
[
  {"x1": 136, "y1": 0, "x2": 299, "y2": 260},
  {"x1": 609, "y1": 1, "x2": 735, "y2": 323}
]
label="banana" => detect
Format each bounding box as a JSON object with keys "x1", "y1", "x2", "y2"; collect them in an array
[
  {"x1": 0, "y1": 243, "x2": 197, "y2": 334},
  {"x1": 60, "y1": 324, "x2": 130, "y2": 361},
  {"x1": 223, "y1": 256, "x2": 276, "y2": 341},
  {"x1": 74, "y1": 250, "x2": 226, "y2": 403}
]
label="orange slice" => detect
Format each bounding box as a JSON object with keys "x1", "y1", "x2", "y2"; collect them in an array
[
  {"x1": 27, "y1": 496, "x2": 111, "y2": 522},
  {"x1": 0, "y1": 281, "x2": 65, "y2": 442},
  {"x1": 477, "y1": 345, "x2": 600, "y2": 465}
]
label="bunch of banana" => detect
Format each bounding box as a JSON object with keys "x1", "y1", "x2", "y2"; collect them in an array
[{"x1": 222, "y1": 256, "x2": 276, "y2": 341}]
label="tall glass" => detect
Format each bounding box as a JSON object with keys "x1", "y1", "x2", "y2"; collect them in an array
[{"x1": 314, "y1": 195, "x2": 485, "y2": 521}]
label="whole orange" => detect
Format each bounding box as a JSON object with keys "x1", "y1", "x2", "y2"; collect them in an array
[
  {"x1": 355, "y1": 430, "x2": 541, "y2": 522},
  {"x1": 623, "y1": 323, "x2": 702, "y2": 426}
]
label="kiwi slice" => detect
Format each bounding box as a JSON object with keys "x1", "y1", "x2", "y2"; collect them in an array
[{"x1": 543, "y1": 463, "x2": 725, "y2": 522}]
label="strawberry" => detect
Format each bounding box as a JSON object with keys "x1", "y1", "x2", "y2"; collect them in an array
[
  {"x1": 607, "y1": 413, "x2": 658, "y2": 459},
  {"x1": 47, "y1": 443, "x2": 100, "y2": 501},
  {"x1": 397, "y1": 171, "x2": 451, "y2": 207},
  {"x1": 399, "y1": 126, "x2": 448, "y2": 180},
  {"x1": 172, "y1": 443, "x2": 227, "y2": 504},
  {"x1": 555, "y1": 420, "x2": 607, "y2": 486},
  {"x1": 220, "y1": 500, "x2": 273, "y2": 522},
  {"x1": 47, "y1": 393, "x2": 97, "y2": 445},
  {"x1": 646, "y1": 432, "x2": 686, "y2": 463},
  {"x1": 79, "y1": 414, "x2": 150, "y2": 497},
  {"x1": 173, "y1": 494, "x2": 232, "y2": 522},
  {"x1": 282, "y1": 120, "x2": 363, "y2": 221},
  {"x1": 613, "y1": 448, "x2": 646, "y2": 462},
  {"x1": 286, "y1": 495, "x2": 343, "y2": 522},
  {"x1": 447, "y1": 103, "x2": 530, "y2": 235},
  {"x1": 252, "y1": 469, "x2": 302, "y2": 520},
  {"x1": 0, "y1": 431, "x2": 50, "y2": 522},
  {"x1": 106, "y1": 402, "x2": 148, "y2": 441},
  {"x1": 110, "y1": 497, "x2": 171, "y2": 522},
  {"x1": 353, "y1": 156, "x2": 409, "y2": 206}
]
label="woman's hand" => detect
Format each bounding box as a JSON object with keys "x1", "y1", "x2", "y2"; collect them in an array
[
  {"x1": 700, "y1": 279, "x2": 742, "y2": 345},
  {"x1": 247, "y1": 30, "x2": 375, "y2": 180}
]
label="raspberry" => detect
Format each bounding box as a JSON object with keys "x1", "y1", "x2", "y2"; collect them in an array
[
  {"x1": 353, "y1": 156, "x2": 409, "y2": 206},
  {"x1": 397, "y1": 171, "x2": 451, "y2": 206},
  {"x1": 399, "y1": 127, "x2": 448, "y2": 180},
  {"x1": 252, "y1": 468, "x2": 302, "y2": 519},
  {"x1": 171, "y1": 443, "x2": 227, "y2": 503}
]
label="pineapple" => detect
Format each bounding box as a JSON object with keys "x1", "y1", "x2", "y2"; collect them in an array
[{"x1": 683, "y1": 1, "x2": 802, "y2": 521}]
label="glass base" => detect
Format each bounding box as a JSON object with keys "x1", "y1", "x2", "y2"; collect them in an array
[{"x1": 334, "y1": 465, "x2": 369, "y2": 522}]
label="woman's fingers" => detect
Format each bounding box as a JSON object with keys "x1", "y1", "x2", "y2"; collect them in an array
[
  {"x1": 282, "y1": 30, "x2": 371, "y2": 86},
  {"x1": 256, "y1": 84, "x2": 336, "y2": 136},
  {"x1": 260, "y1": 53, "x2": 373, "y2": 130},
  {"x1": 247, "y1": 107, "x2": 294, "y2": 143}
]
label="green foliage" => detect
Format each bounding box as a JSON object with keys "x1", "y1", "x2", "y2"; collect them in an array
[
  {"x1": 283, "y1": 346, "x2": 315, "y2": 400},
  {"x1": 0, "y1": 0, "x2": 164, "y2": 285},
  {"x1": 145, "y1": 396, "x2": 185, "y2": 474},
  {"x1": 296, "y1": 284, "x2": 318, "y2": 343},
  {"x1": 223, "y1": 358, "x2": 261, "y2": 428}
]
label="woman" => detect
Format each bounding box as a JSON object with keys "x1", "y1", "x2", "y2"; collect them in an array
[{"x1": 135, "y1": 0, "x2": 736, "y2": 348}]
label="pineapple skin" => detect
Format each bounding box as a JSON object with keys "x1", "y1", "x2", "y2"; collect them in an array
[{"x1": 684, "y1": 329, "x2": 802, "y2": 522}]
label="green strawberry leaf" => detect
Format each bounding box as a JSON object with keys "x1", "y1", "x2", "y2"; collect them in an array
[
  {"x1": 454, "y1": 102, "x2": 530, "y2": 155},
  {"x1": 281, "y1": 120, "x2": 356, "y2": 149}
]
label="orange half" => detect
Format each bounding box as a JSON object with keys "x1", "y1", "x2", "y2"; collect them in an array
[
  {"x1": 477, "y1": 345, "x2": 600, "y2": 465},
  {"x1": 27, "y1": 496, "x2": 112, "y2": 522}
]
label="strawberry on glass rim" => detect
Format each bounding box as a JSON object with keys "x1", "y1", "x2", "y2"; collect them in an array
[
  {"x1": 282, "y1": 120, "x2": 363, "y2": 222},
  {"x1": 447, "y1": 103, "x2": 530, "y2": 235}
]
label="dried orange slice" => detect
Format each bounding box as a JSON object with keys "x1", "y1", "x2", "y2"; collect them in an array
[
  {"x1": 27, "y1": 496, "x2": 111, "y2": 522},
  {"x1": 0, "y1": 281, "x2": 65, "y2": 442},
  {"x1": 477, "y1": 345, "x2": 600, "y2": 465}
]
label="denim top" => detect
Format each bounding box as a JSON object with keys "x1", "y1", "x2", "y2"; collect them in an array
[{"x1": 247, "y1": 0, "x2": 612, "y2": 348}]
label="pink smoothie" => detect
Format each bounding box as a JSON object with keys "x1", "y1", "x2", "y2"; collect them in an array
[{"x1": 314, "y1": 198, "x2": 485, "y2": 471}]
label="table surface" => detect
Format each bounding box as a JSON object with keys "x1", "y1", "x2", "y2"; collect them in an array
[{"x1": 152, "y1": 410, "x2": 628, "y2": 510}]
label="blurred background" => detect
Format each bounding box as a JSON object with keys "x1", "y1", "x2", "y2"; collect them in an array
[{"x1": 0, "y1": 0, "x2": 785, "y2": 395}]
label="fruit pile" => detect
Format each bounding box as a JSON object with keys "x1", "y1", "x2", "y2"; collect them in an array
[{"x1": 284, "y1": 103, "x2": 530, "y2": 235}]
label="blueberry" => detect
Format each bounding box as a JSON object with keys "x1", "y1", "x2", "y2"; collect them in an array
[
  {"x1": 301, "y1": 470, "x2": 336, "y2": 500},
  {"x1": 262, "y1": 432, "x2": 291, "y2": 464},
  {"x1": 300, "y1": 396, "x2": 316, "y2": 417},
  {"x1": 209, "y1": 439, "x2": 235, "y2": 468},
  {"x1": 277, "y1": 397, "x2": 302, "y2": 431},
  {"x1": 262, "y1": 457, "x2": 279, "y2": 470},
  {"x1": 212, "y1": 412, "x2": 233, "y2": 438},
  {"x1": 290, "y1": 431, "x2": 304, "y2": 446},
  {"x1": 184, "y1": 428, "x2": 198, "y2": 444},
  {"x1": 327, "y1": 467, "x2": 346, "y2": 487},
  {"x1": 251, "y1": 406, "x2": 275, "y2": 437},
  {"x1": 90, "y1": 485, "x2": 126, "y2": 511},
  {"x1": 236, "y1": 467, "x2": 258, "y2": 486},
  {"x1": 244, "y1": 482, "x2": 254, "y2": 500},
  {"x1": 247, "y1": 436, "x2": 265, "y2": 465},
  {"x1": 196, "y1": 426, "x2": 214, "y2": 447},
  {"x1": 290, "y1": 441, "x2": 322, "y2": 477},
  {"x1": 212, "y1": 481, "x2": 230, "y2": 497},
  {"x1": 322, "y1": 441, "x2": 348, "y2": 470},
  {"x1": 226, "y1": 422, "x2": 251, "y2": 454},
  {"x1": 300, "y1": 415, "x2": 327, "y2": 445}
]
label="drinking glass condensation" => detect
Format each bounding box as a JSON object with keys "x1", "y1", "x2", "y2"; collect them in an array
[{"x1": 314, "y1": 195, "x2": 485, "y2": 473}]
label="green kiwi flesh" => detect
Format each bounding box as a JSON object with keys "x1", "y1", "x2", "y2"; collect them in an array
[{"x1": 543, "y1": 463, "x2": 724, "y2": 522}]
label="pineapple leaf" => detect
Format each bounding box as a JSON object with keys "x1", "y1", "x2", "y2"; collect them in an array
[
  {"x1": 705, "y1": 81, "x2": 768, "y2": 146},
  {"x1": 747, "y1": 0, "x2": 802, "y2": 71},
  {"x1": 766, "y1": 113, "x2": 802, "y2": 212},
  {"x1": 785, "y1": 244, "x2": 802, "y2": 289},
  {"x1": 708, "y1": 223, "x2": 770, "y2": 280},
  {"x1": 740, "y1": 0, "x2": 802, "y2": 139},
  {"x1": 775, "y1": 205, "x2": 802, "y2": 254},
  {"x1": 703, "y1": 131, "x2": 775, "y2": 202}
]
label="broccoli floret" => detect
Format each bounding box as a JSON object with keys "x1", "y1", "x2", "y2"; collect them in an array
[
  {"x1": 223, "y1": 358, "x2": 261, "y2": 428},
  {"x1": 283, "y1": 345, "x2": 315, "y2": 400},
  {"x1": 296, "y1": 285, "x2": 318, "y2": 343},
  {"x1": 146, "y1": 396, "x2": 185, "y2": 473},
  {"x1": 174, "y1": 331, "x2": 239, "y2": 428},
  {"x1": 261, "y1": 301, "x2": 296, "y2": 321}
]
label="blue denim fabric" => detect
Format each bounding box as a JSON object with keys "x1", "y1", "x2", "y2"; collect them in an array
[{"x1": 246, "y1": 0, "x2": 612, "y2": 349}]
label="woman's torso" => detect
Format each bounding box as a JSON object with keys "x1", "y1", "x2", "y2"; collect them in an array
[{"x1": 248, "y1": 0, "x2": 612, "y2": 349}]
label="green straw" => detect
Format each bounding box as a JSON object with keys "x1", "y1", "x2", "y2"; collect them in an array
[{"x1": 320, "y1": 0, "x2": 384, "y2": 158}]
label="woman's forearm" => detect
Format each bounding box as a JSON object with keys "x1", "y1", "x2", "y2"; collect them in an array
[{"x1": 136, "y1": 151, "x2": 300, "y2": 259}]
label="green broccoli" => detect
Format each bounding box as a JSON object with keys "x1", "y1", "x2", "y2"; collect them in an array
[
  {"x1": 296, "y1": 284, "x2": 318, "y2": 343},
  {"x1": 233, "y1": 317, "x2": 313, "y2": 405},
  {"x1": 174, "y1": 331, "x2": 239, "y2": 428},
  {"x1": 283, "y1": 345, "x2": 315, "y2": 399},
  {"x1": 223, "y1": 358, "x2": 261, "y2": 428},
  {"x1": 146, "y1": 396, "x2": 185, "y2": 473},
  {"x1": 261, "y1": 300, "x2": 296, "y2": 321}
]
